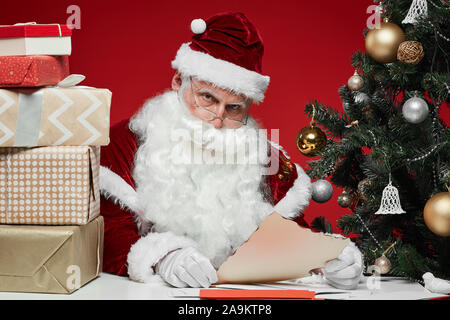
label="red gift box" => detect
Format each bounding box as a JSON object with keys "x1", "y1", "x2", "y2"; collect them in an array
[
  {"x1": 0, "y1": 23, "x2": 72, "y2": 56},
  {"x1": 0, "y1": 55, "x2": 69, "y2": 87}
]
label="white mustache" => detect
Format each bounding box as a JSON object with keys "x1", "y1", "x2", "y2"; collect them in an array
[{"x1": 176, "y1": 90, "x2": 251, "y2": 153}]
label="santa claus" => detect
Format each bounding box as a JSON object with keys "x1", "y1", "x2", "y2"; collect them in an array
[{"x1": 99, "y1": 12, "x2": 363, "y2": 289}]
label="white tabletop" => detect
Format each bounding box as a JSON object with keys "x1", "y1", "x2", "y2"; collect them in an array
[{"x1": 0, "y1": 273, "x2": 447, "y2": 300}]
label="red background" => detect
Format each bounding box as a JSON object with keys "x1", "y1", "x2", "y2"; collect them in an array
[{"x1": 1, "y1": 0, "x2": 448, "y2": 232}]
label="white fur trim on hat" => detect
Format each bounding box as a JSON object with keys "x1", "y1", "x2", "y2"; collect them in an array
[
  {"x1": 274, "y1": 164, "x2": 313, "y2": 219},
  {"x1": 171, "y1": 43, "x2": 270, "y2": 104},
  {"x1": 127, "y1": 231, "x2": 199, "y2": 283}
]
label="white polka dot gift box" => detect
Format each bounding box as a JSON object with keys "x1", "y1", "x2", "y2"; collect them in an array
[
  {"x1": 0, "y1": 146, "x2": 100, "y2": 225},
  {"x1": 0, "y1": 86, "x2": 111, "y2": 147}
]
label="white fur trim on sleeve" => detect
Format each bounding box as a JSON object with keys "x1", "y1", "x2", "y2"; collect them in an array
[
  {"x1": 99, "y1": 165, "x2": 150, "y2": 234},
  {"x1": 171, "y1": 43, "x2": 270, "y2": 104},
  {"x1": 269, "y1": 140, "x2": 291, "y2": 160},
  {"x1": 274, "y1": 164, "x2": 312, "y2": 219},
  {"x1": 127, "y1": 231, "x2": 199, "y2": 283}
]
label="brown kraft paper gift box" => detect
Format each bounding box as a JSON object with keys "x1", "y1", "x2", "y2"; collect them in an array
[{"x1": 0, "y1": 216, "x2": 104, "y2": 294}]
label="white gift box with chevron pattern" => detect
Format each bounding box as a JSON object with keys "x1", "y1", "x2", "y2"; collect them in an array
[
  {"x1": 0, "y1": 86, "x2": 111, "y2": 147},
  {"x1": 0, "y1": 146, "x2": 100, "y2": 225}
]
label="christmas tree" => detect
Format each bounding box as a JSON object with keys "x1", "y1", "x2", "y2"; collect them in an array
[{"x1": 303, "y1": 0, "x2": 450, "y2": 281}]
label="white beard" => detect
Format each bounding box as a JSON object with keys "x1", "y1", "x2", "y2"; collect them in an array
[{"x1": 130, "y1": 90, "x2": 274, "y2": 268}]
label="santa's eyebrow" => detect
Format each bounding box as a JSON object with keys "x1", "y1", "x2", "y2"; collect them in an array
[
  {"x1": 227, "y1": 100, "x2": 247, "y2": 107},
  {"x1": 197, "y1": 88, "x2": 221, "y2": 100},
  {"x1": 198, "y1": 88, "x2": 247, "y2": 106}
]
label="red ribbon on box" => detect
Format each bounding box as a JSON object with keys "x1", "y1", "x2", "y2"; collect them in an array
[{"x1": 0, "y1": 24, "x2": 72, "y2": 38}]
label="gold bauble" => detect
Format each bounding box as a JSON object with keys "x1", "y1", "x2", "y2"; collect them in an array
[
  {"x1": 365, "y1": 21, "x2": 406, "y2": 63},
  {"x1": 374, "y1": 255, "x2": 391, "y2": 274},
  {"x1": 397, "y1": 41, "x2": 424, "y2": 65},
  {"x1": 296, "y1": 125, "x2": 327, "y2": 157},
  {"x1": 424, "y1": 192, "x2": 450, "y2": 237},
  {"x1": 357, "y1": 178, "x2": 372, "y2": 201},
  {"x1": 337, "y1": 190, "x2": 353, "y2": 208}
]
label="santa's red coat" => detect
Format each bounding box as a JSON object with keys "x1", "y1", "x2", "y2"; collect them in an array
[{"x1": 100, "y1": 118, "x2": 311, "y2": 277}]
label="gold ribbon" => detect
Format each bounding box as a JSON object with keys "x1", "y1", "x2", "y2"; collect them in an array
[
  {"x1": 309, "y1": 104, "x2": 317, "y2": 127},
  {"x1": 345, "y1": 120, "x2": 359, "y2": 128}
]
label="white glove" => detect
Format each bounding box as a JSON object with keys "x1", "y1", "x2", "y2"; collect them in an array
[
  {"x1": 155, "y1": 246, "x2": 218, "y2": 288},
  {"x1": 323, "y1": 241, "x2": 363, "y2": 290}
]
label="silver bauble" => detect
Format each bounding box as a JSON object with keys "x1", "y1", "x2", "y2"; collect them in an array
[
  {"x1": 343, "y1": 101, "x2": 351, "y2": 114},
  {"x1": 311, "y1": 179, "x2": 333, "y2": 203},
  {"x1": 402, "y1": 97, "x2": 429, "y2": 124},
  {"x1": 354, "y1": 92, "x2": 371, "y2": 105}
]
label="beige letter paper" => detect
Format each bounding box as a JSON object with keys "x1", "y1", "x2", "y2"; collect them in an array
[{"x1": 216, "y1": 212, "x2": 350, "y2": 284}]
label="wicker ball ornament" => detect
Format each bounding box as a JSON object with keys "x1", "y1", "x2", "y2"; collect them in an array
[{"x1": 397, "y1": 41, "x2": 424, "y2": 65}]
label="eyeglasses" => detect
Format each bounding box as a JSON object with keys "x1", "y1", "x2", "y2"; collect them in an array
[{"x1": 189, "y1": 76, "x2": 249, "y2": 128}]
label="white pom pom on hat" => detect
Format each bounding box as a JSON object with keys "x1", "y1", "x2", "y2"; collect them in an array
[{"x1": 190, "y1": 18, "x2": 206, "y2": 34}]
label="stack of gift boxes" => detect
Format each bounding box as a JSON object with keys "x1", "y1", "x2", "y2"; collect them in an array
[{"x1": 0, "y1": 23, "x2": 111, "y2": 294}]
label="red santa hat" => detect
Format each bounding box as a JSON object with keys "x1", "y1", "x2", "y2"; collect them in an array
[{"x1": 171, "y1": 11, "x2": 270, "y2": 104}]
